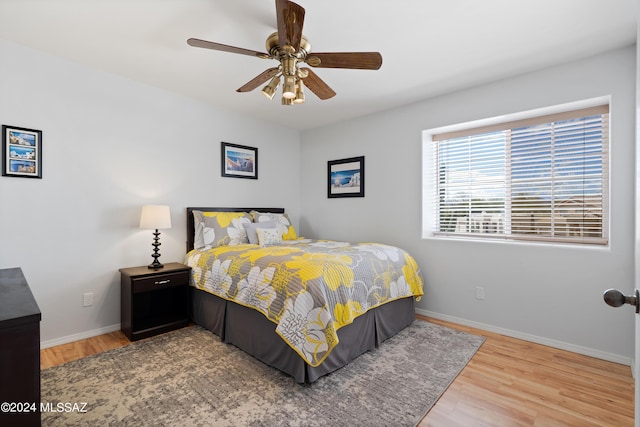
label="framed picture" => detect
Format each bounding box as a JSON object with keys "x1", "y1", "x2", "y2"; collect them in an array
[
  {"x1": 221, "y1": 142, "x2": 258, "y2": 179},
  {"x1": 328, "y1": 156, "x2": 364, "y2": 198},
  {"x1": 2, "y1": 125, "x2": 43, "y2": 179}
]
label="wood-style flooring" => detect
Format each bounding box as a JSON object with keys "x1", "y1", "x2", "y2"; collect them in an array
[
  {"x1": 41, "y1": 316, "x2": 634, "y2": 426},
  {"x1": 421, "y1": 316, "x2": 634, "y2": 426}
]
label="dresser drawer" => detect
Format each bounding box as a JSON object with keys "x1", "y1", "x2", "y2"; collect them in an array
[{"x1": 132, "y1": 270, "x2": 190, "y2": 293}]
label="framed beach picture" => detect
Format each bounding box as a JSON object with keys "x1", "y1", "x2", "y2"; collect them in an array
[
  {"x1": 2, "y1": 125, "x2": 42, "y2": 179},
  {"x1": 221, "y1": 142, "x2": 258, "y2": 179},
  {"x1": 328, "y1": 156, "x2": 364, "y2": 198}
]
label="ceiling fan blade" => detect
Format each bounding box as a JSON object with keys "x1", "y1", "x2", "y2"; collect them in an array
[
  {"x1": 300, "y1": 68, "x2": 336, "y2": 100},
  {"x1": 236, "y1": 68, "x2": 280, "y2": 93},
  {"x1": 306, "y1": 52, "x2": 383, "y2": 70},
  {"x1": 276, "y1": 0, "x2": 305, "y2": 52},
  {"x1": 187, "y1": 38, "x2": 269, "y2": 59}
]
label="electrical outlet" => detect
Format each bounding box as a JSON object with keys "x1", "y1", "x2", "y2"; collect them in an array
[
  {"x1": 475, "y1": 286, "x2": 485, "y2": 300},
  {"x1": 83, "y1": 292, "x2": 94, "y2": 307}
]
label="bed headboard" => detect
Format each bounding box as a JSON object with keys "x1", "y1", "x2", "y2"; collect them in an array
[{"x1": 186, "y1": 207, "x2": 285, "y2": 252}]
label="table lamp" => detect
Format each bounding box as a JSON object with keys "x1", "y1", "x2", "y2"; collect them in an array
[{"x1": 139, "y1": 204, "x2": 172, "y2": 269}]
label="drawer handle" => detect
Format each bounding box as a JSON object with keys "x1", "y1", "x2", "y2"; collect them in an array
[{"x1": 154, "y1": 280, "x2": 170, "y2": 285}]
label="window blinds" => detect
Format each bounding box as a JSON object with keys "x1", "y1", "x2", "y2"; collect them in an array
[{"x1": 432, "y1": 105, "x2": 609, "y2": 245}]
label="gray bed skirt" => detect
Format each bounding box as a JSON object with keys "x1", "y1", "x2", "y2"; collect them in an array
[{"x1": 189, "y1": 287, "x2": 416, "y2": 383}]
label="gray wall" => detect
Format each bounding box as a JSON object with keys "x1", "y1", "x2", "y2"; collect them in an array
[
  {"x1": 300, "y1": 46, "x2": 636, "y2": 364},
  {"x1": 0, "y1": 39, "x2": 301, "y2": 346}
]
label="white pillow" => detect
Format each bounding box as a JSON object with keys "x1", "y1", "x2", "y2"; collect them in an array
[{"x1": 256, "y1": 227, "x2": 283, "y2": 246}]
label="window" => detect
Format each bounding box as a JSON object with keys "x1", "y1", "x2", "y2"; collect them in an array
[{"x1": 428, "y1": 104, "x2": 609, "y2": 245}]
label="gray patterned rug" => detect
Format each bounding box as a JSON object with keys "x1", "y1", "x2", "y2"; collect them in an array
[{"x1": 41, "y1": 320, "x2": 485, "y2": 427}]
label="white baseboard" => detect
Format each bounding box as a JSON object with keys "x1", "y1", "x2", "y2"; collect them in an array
[
  {"x1": 417, "y1": 308, "x2": 633, "y2": 368},
  {"x1": 40, "y1": 323, "x2": 121, "y2": 350}
]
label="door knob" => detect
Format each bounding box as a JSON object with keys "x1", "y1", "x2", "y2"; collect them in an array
[{"x1": 603, "y1": 288, "x2": 639, "y2": 313}]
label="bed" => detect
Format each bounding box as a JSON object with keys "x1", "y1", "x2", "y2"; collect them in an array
[{"x1": 184, "y1": 207, "x2": 424, "y2": 383}]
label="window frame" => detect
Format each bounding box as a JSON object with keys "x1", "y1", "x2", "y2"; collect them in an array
[{"x1": 423, "y1": 100, "x2": 610, "y2": 246}]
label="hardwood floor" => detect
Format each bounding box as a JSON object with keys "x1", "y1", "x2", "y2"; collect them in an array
[
  {"x1": 40, "y1": 331, "x2": 130, "y2": 369},
  {"x1": 40, "y1": 317, "x2": 634, "y2": 426},
  {"x1": 420, "y1": 316, "x2": 634, "y2": 427}
]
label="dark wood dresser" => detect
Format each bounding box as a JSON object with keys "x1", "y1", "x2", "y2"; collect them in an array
[{"x1": 0, "y1": 267, "x2": 42, "y2": 427}]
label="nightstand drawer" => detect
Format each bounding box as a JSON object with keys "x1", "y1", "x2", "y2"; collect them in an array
[{"x1": 132, "y1": 271, "x2": 190, "y2": 293}]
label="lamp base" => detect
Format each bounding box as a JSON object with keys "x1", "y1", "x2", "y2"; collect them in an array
[
  {"x1": 148, "y1": 261, "x2": 164, "y2": 270},
  {"x1": 148, "y1": 229, "x2": 164, "y2": 269}
]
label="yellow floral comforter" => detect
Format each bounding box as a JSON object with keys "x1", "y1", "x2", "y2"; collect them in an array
[{"x1": 185, "y1": 240, "x2": 424, "y2": 366}]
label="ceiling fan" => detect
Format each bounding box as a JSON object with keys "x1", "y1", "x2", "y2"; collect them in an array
[{"x1": 187, "y1": 0, "x2": 382, "y2": 105}]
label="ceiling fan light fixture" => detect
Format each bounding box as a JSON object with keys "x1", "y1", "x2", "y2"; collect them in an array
[
  {"x1": 282, "y1": 75, "x2": 296, "y2": 99},
  {"x1": 281, "y1": 96, "x2": 294, "y2": 106},
  {"x1": 261, "y1": 76, "x2": 281, "y2": 100},
  {"x1": 294, "y1": 80, "x2": 305, "y2": 104}
]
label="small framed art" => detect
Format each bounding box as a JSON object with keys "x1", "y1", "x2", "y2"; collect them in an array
[
  {"x1": 2, "y1": 125, "x2": 43, "y2": 179},
  {"x1": 221, "y1": 142, "x2": 258, "y2": 179},
  {"x1": 328, "y1": 156, "x2": 364, "y2": 198}
]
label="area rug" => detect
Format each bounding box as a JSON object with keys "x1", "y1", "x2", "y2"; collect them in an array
[{"x1": 41, "y1": 320, "x2": 485, "y2": 427}]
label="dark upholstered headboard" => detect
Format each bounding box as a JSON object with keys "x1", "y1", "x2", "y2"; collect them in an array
[{"x1": 186, "y1": 207, "x2": 285, "y2": 252}]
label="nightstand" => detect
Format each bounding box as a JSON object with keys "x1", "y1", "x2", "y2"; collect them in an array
[{"x1": 119, "y1": 262, "x2": 191, "y2": 341}]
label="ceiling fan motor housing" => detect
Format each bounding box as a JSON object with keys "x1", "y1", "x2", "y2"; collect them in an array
[{"x1": 266, "y1": 31, "x2": 311, "y2": 59}]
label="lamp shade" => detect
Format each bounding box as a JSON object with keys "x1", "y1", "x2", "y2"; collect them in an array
[{"x1": 139, "y1": 205, "x2": 172, "y2": 230}]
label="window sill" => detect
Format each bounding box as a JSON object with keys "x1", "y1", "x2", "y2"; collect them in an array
[{"x1": 421, "y1": 233, "x2": 610, "y2": 251}]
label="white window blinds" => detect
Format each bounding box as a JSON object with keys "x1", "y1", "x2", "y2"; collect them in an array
[{"x1": 432, "y1": 105, "x2": 609, "y2": 245}]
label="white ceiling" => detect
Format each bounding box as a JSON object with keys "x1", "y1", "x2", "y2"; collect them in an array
[{"x1": 0, "y1": 0, "x2": 636, "y2": 131}]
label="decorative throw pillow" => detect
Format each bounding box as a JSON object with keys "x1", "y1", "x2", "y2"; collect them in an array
[
  {"x1": 243, "y1": 221, "x2": 276, "y2": 245},
  {"x1": 250, "y1": 211, "x2": 298, "y2": 240},
  {"x1": 256, "y1": 227, "x2": 283, "y2": 246},
  {"x1": 193, "y1": 211, "x2": 251, "y2": 249}
]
